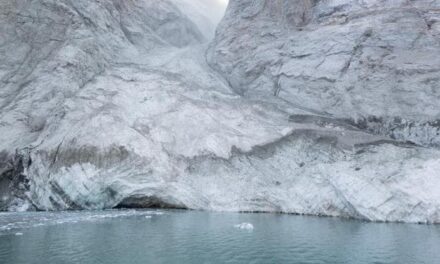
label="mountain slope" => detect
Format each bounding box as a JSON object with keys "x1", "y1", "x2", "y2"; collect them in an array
[
  {"x1": 208, "y1": 0, "x2": 440, "y2": 147},
  {"x1": 1, "y1": 0, "x2": 440, "y2": 223}
]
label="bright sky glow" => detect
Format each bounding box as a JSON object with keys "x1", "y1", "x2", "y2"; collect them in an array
[{"x1": 215, "y1": 0, "x2": 229, "y2": 7}]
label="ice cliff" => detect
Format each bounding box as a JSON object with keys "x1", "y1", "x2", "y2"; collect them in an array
[{"x1": 1, "y1": 0, "x2": 440, "y2": 224}]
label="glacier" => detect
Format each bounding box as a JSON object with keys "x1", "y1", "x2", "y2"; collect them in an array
[{"x1": 0, "y1": 0, "x2": 440, "y2": 224}]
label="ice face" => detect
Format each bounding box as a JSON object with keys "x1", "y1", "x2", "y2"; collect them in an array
[{"x1": 0, "y1": 0, "x2": 439, "y2": 223}]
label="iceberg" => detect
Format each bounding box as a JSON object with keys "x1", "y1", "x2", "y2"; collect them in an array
[{"x1": 234, "y1": 223, "x2": 254, "y2": 230}]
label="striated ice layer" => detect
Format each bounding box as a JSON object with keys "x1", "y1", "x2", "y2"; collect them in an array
[{"x1": 0, "y1": 0, "x2": 439, "y2": 224}]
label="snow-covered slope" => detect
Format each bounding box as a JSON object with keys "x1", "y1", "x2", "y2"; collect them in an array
[{"x1": 1, "y1": 0, "x2": 440, "y2": 223}]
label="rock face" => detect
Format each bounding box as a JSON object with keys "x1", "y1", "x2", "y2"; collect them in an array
[
  {"x1": 1, "y1": 0, "x2": 440, "y2": 223},
  {"x1": 208, "y1": 0, "x2": 440, "y2": 147}
]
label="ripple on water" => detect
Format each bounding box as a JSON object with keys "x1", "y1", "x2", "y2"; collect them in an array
[{"x1": 0, "y1": 211, "x2": 439, "y2": 264}]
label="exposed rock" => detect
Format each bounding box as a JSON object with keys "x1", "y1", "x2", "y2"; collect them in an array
[
  {"x1": 0, "y1": 149, "x2": 33, "y2": 211},
  {"x1": 114, "y1": 195, "x2": 187, "y2": 209}
]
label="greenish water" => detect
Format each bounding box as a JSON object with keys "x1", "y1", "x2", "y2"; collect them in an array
[{"x1": 0, "y1": 210, "x2": 439, "y2": 264}]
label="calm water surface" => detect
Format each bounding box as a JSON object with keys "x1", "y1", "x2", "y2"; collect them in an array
[{"x1": 0, "y1": 210, "x2": 439, "y2": 264}]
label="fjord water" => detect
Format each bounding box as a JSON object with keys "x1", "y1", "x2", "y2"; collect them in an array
[{"x1": 0, "y1": 210, "x2": 439, "y2": 264}]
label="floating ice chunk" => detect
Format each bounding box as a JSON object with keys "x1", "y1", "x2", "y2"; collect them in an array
[
  {"x1": 145, "y1": 211, "x2": 164, "y2": 215},
  {"x1": 234, "y1": 223, "x2": 254, "y2": 230},
  {"x1": 15, "y1": 232, "x2": 23, "y2": 236},
  {"x1": 145, "y1": 215, "x2": 152, "y2": 219}
]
